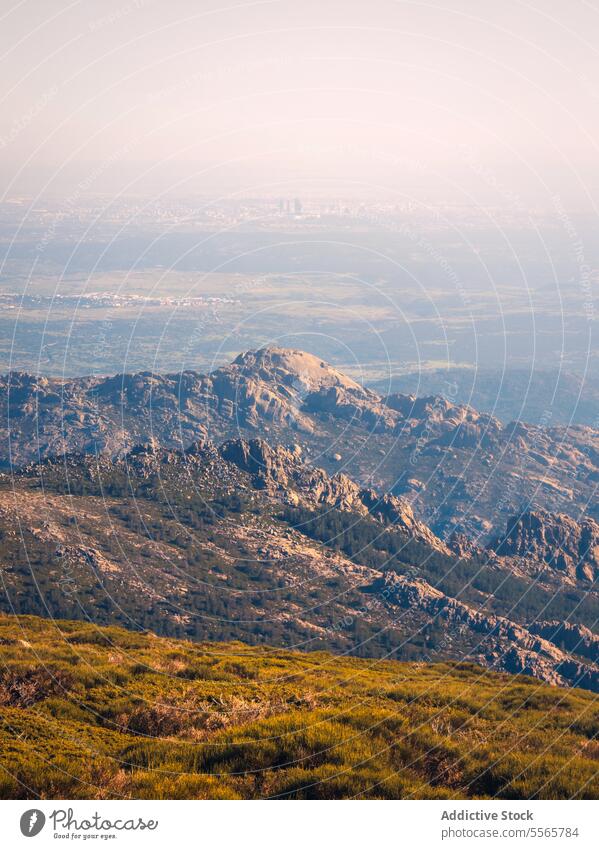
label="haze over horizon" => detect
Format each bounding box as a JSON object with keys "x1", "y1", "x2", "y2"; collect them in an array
[{"x1": 1, "y1": 0, "x2": 599, "y2": 209}]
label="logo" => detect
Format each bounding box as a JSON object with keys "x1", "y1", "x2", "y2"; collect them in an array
[{"x1": 20, "y1": 810, "x2": 46, "y2": 837}]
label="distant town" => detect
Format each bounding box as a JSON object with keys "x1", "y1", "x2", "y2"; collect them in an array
[{"x1": 0, "y1": 290, "x2": 237, "y2": 310}]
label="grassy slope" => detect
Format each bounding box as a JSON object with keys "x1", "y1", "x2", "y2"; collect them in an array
[{"x1": 0, "y1": 613, "x2": 598, "y2": 801}]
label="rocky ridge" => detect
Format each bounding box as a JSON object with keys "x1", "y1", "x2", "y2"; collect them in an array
[
  {"x1": 217, "y1": 437, "x2": 449, "y2": 553},
  {"x1": 379, "y1": 572, "x2": 599, "y2": 691},
  {"x1": 2, "y1": 347, "x2": 599, "y2": 540}
]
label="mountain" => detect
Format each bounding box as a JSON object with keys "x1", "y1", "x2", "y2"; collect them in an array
[
  {"x1": 490, "y1": 510, "x2": 599, "y2": 583},
  {"x1": 2, "y1": 346, "x2": 599, "y2": 541},
  {"x1": 1, "y1": 612, "x2": 598, "y2": 800},
  {"x1": 373, "y1": 366, "x2": 599, "y2": 428},
  {"x1": 1, "y1": 437, "x2": 598, "y2": 693}
]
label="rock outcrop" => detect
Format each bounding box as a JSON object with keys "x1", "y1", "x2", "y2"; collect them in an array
[
  {"x1": 491, "y1": 510, "x2": 599, "y2": 582},
  {"x1": 216, "y1": 437, "x2": 450, "y2": 552},
  {"x1": 527, "y1": 620, "x2": 599, "y2": 664},
  {"x1": 378, "y1": 572, "x2": 599, "y2": 691},
  {"x1": 5, "y1": 432, "x2": 599, "y2": 695}
]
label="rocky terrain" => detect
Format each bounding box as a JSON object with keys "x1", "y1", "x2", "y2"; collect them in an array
[
  {"x1": 1, "y1": 347, "x2": 598, "y2": 695},
  {"x1": 490, "y1": 510, "x2": 599, "y2": 582},
  {"x1": 380, "y1": 572, "x2": 599, "y2": 691},
  {"x1": 2, "y1": 347, "x2": 598, "y2": 540},
  {"x1": 0, "y1": 436, "x2": 597, "y2": 693}
]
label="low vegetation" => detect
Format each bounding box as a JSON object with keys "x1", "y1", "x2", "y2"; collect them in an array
[
  {"x1": 282, "y1": 505, "x2": 599, "y2": 628},
  {"x1": 0, "y1": 613, "x2": 598, "y2": 800}
]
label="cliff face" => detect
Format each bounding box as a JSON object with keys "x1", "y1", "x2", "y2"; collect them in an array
[
  {"x1": 491, "y1": 510, "x2": 599, "y2": 582},
  {"x1": 218, "y1": 437, "x2": 449, "y2": 553},
  {"x1": 527, "y1": 621, "x2": 599, "y2": 664}
]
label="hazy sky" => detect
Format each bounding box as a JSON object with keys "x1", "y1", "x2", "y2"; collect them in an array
[{"x1": 1, "y1": 0, "x2": 599, "y2": 206}]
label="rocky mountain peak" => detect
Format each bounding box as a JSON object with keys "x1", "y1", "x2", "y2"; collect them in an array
[
  {"x1": 217, "y1": 436, "x2": 449, "y2": 552},
  {"x1": 231, "y1": 346, "x2": 364, "y2": 394}
]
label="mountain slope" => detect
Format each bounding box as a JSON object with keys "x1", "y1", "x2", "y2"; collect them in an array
[
  {"x1": 374, "y1": 366, "x2": 599, "y2": 428},
  {"x1": 1, "y1": 613, "x2": 598, "y2": 800},
  {"x1": 2, "y1": 346, "x2": 598, "y2": 540},
  {"x1": 1, "y1": 437, "x2": 598, "y2": 692}
]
